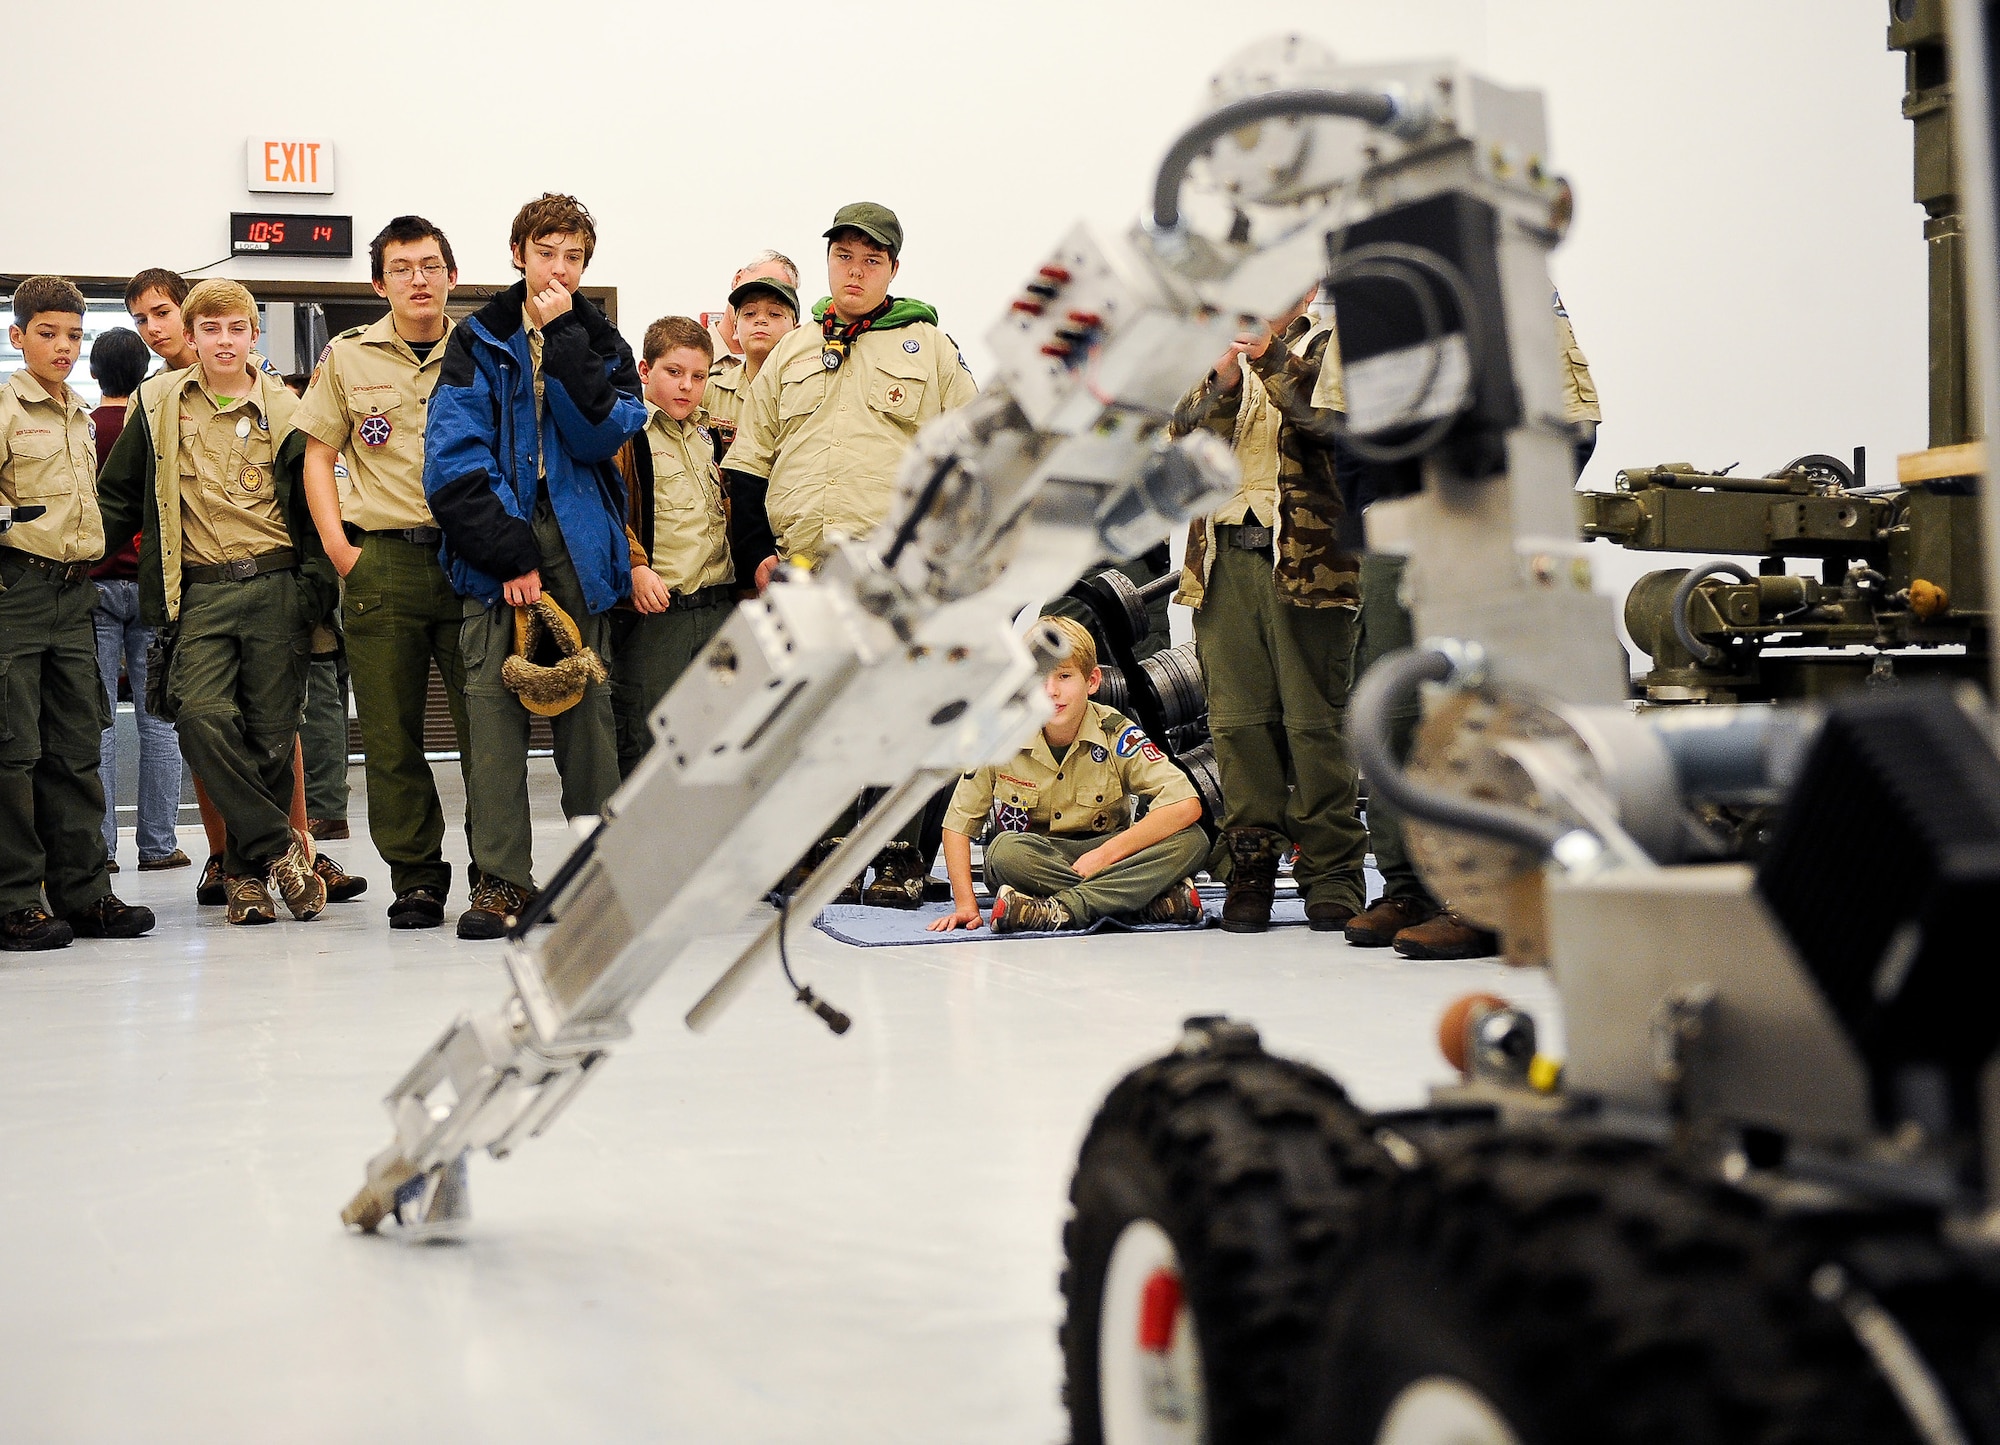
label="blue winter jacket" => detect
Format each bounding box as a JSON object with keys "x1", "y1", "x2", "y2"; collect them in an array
[{"x1": 424, "y1": 282, "x2": 647, "y2": 615}]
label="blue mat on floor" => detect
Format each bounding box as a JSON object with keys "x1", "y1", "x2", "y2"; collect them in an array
[{"x1": 812, "y1": 883, "x2": 1308, "y2": 947}]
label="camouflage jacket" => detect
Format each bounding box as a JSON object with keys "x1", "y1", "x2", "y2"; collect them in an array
[{"x1": 1171, "y1": 316, "x2": 1361, "y2": 611}]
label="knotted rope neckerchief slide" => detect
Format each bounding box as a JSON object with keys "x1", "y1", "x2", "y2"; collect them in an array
[{"x1": 819, "y1": 297, "x2": 895, "y2": 372}]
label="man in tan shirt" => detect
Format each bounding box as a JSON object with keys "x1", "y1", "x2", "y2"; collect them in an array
[
  {"x1": 724, "y1": 202, "x2": 979, "y2": 583},
  {"x1": 610, "y1": 315, "x2": 735, "y2": 776},
  {"x1": 296, "y1": 216, "x2": 470, "y2": 930},
  {"x1": 0, "y1": 276, "x2": 154, "y2": 949}
]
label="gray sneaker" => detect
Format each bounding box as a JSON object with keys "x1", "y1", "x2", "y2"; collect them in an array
[
  {"x1": 990, "y1": 885, "x2": 1076, "y2": 934},
  {"x1": 1136, "y1": 877, "x2": 1204, "y2": 926},
  {"x1": 267, "y1": 829, "x2": 326, "y2": 921}
]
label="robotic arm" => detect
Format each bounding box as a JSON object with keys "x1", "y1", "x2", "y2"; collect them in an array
[{"x1": 341, "y1": 38, "x2": 1586, "y2": 1239}]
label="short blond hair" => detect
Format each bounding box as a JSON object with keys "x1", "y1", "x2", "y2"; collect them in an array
[
  {"x1": 181, "y1": 279, "x2": 258, "y2": 329},
  {"x1": 1042, "y1": 615, "x2": 1098, "y2": 676}
]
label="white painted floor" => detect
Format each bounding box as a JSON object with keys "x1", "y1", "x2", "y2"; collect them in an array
[{"x1": 2, "y1": 761, "x2": 1558, "y2": 1444}]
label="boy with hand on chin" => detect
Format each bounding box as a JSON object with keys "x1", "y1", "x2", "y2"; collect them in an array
[
  {"x1": 96, "y1": 280, "x2": 339, "y2": 925},
  {"x1": 0, "y1": 277, "x2": 156, "y2": 949},
  {"x1": 425, "y1": 192, "x2": 647, "y2": 940},
  {"x1": 929, "y1": 617, "x2": 1208, "y2": 935},
  {"x1": 610, "y1": 316, "x2": 733, "y2": 777}
]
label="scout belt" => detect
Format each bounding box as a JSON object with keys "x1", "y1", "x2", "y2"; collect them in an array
[
  {"x1": 0, "y1": 549, "x2": 93, "y2": 585},
  {"x1": 1218, "y1": 521, "x2": 1274, "y2": 551},
  {"x1": 671, "y1": 583, "x2": 733, "y2": 611},
  {"x1": 183, "y1": 548, "x2": 297, "y2": 584},
  {"x1": 370, "y1": 526, "x2": 443, "y2": 546}
]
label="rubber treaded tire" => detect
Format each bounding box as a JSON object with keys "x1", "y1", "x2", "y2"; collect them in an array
[
  {"x1": 1060, "y1": 1028, "x2": 1397, "y2": 1445},
  {"x1": 1306, "y1": 1126, "x2": 1954, "y2": 1445}
]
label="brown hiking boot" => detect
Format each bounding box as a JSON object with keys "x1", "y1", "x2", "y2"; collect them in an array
[
  {"x1": 1345, "y1": 895, "x2": 1439, "y2": 948},
  {"x1": 1220, "y1": 827, "x2": 1286, "y2": 933},
  {"x1": 314, "y1": 853, "x2": 368, "y2": 902},
  {"x1": 1, "y1": 906, "x2": 73, "y2": 951},
  {"x1": 196, "y1": 854, "x2": 227, "y2": 905},
  {"x1": 1305, "y1": 899, "x2": 1358, "y2": 933},
  {"x1": 861, "y1": 841, "x2": 928, "y2": 909},
  {"x1": 307, "y1": 818, "x2": 349, "y2": 840},
  {"x1": 267, "y1": 829, "x2": 327, "y2": 921},
  {"x1": 1392, "y1": 909, "x2": 1500, "y2": 960},
  {"x1": 777, "y1": 837, "x2": 862, "y2": 905},
  {"x1": 456, "y1": 876, "x2": 538, "y2": 940}
]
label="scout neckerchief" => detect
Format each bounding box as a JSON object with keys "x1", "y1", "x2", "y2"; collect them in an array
[{"x1": 819, "y1": 297, "x2": 895, "y2": 372}]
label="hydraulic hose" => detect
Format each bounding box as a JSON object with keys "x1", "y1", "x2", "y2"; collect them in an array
[
  {"x1": 1350, "y1": 647, "x2": 1575, "y2": 859},
  {"x1": 1670, "y1": 561, "x2": 1756, "y2": 667},
  {"x1": 1151, "y1": 89, "x2": 1410, "y2": 232}
]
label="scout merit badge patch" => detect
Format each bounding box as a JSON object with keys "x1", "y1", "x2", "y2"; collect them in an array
[
  {"x1": 358, "y1": 414, "x2": 393, "y2": 447},
  {"x1": 886, "y1": 385, "x2": 906, "y2": 406},
  {"x1": 1090, "y1": 744, "x2": 1109, "y2": 763},
  {"x1": 994, "y1": 802, "x2": 1031, "y2": 833},
  {"x1": 903, "y1": 339, "x2": 920, "y2": 353},
  {"x1": 239, "y1": 464, "x2": 266, "y2": 493}
]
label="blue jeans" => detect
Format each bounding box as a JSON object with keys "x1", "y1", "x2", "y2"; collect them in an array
[{"x1": 94, "y1": 578, "x2": 184, "y2": 862}]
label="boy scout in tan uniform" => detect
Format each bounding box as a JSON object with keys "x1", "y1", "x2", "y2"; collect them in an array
[
  {"x1": 611, "y1": 316, "x2": 735, "y2": 776},
  {"x1": 97, "y1": 280, "x2": 339, "y2": 925},
  {"x1": 1174, "y1": 300, "x2": 1366, "y2": 936},
  {"x1": 933, "y1": 619, "x2": 1207, "y2": 933},
  {"x1": 725, "y1": 203, "x2": 978, "y2": 574},
  {"x1": 0, "y1": 277, "x2": 154, "y2": 949},
  {"x1": 701, "y1": 274, "x2": 799, "y2": 458},
  {"x1": 296, "y1": 297, "x2": 471, "y2": 927}
]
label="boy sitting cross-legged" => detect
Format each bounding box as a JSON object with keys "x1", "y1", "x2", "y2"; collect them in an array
[{"x1": 928, "y1": 617, "x2": 1208, "y2": 935}]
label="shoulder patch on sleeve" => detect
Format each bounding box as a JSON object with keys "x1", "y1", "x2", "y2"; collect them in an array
[{"x1": 1114, "y1": 726, "x2": 1146, "y2": 759}]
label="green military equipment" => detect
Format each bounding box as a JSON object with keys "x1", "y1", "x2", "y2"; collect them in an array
[{"x1": 1578, "y1": 0, "x2": 1989, "y2": 703}]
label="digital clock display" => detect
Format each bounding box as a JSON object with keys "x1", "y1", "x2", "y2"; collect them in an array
[{"x1": 230, "y1": 212, "x2": 353, "y2": 257}]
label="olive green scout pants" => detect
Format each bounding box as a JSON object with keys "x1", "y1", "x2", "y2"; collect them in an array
[
  {"x1": 168, "y1": 570, "x2": 310, "y2": 876},
  {"x1": 0, "y1": 553, "x2": 113, "y2": 916},
  {"x1": 459, "y1": 511, "x2": 619, "y2": 893},
  {"x1": 609, "y1": 601, "x2": 729, "y2": 779},
  {"x1": 1193, "y1": 537, "x2": 1367, "y2": 913},
  {"x1": 344, "y1": 532, "x2": 473, "y2": 898},
  {"x1": 982, "y1": 826, "x2": 1208, "y2": 925}
]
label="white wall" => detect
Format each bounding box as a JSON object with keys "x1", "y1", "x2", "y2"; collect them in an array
[{"x1": 8, "y1": 0, "x2": 1925, "y2": 537}]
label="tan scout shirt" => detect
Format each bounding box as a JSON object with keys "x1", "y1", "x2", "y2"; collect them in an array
[
  {"x1": 729, "y1": 320, "x2": 979, "y2": 564},
  {"x1": 176, "y1": 377, "x2": 290, "y2": 566},
  {"x1": 525, "y1": 307, "x2": 548, "y2": 480},
  {"x1": 944, "y1": 702, "x2": 1195, "y2": 841},
  {"x1": 644, "y1": 403, "x2": 733, "y2": 594},
  {"x1": 701, "y1": 363, "x2": 750, "y2": 445},
  {"x1": 1211, "y1": 362, "x2": 1282, "y2": 528},
  {"x1": 0, "y1": 369, "x2": 104, "y2": 564},
  {"x1": 1556, "y1": 307, "x2": 1601, "y2": 424},
  {"x1": 293, "y1": 313, "x2": 451, "y2": 531}
]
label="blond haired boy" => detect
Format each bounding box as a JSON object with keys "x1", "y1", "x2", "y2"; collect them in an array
[
  {"x1": 929, "y1": 617, "x2": 1208, "y2": 934},
  {"x1": 97, "y1": 279, "x2": 340, "y2": 924}
]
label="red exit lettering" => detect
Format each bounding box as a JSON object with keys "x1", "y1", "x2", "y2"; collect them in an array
[{"x1": 261, "y1": 141, "x2": 322, "y2": 184}]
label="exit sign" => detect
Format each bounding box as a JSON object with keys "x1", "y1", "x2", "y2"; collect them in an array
[{"x1": 247, "y1": 137, "x2": 335, "y2": 194}]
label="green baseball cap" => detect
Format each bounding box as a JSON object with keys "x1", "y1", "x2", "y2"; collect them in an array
[
  {"x1": 824, "y1": 202, "x2": 902, "y2": 258},
  {"x1": 729, "y1": 277, "x2": 800, "y2": 315}
]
